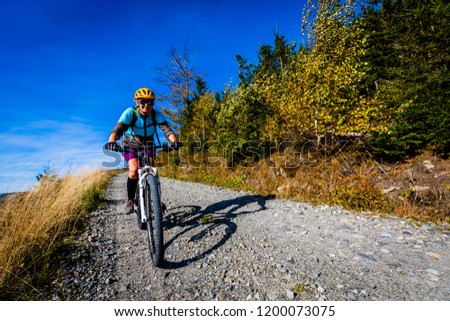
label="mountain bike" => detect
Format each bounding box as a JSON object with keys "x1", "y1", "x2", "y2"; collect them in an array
[{"x1": 111, "y1": 142, "x2": 172, "y2": 267}]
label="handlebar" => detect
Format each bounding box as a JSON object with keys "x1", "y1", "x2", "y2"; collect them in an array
[
  {"x1": 121, "y1": 143, "x2": 170, "y2": 153},
  {"x1": 104, "y1": 142, "x2": 181, "y2": 153}
]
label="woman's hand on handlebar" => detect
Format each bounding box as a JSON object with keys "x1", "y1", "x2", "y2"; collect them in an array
[
  {"x1": 169, "y1": 141, "x2": 182, "y2": 150},
  {"x1": 104, "y1": 142, "x2": 121, "y2": 152}
]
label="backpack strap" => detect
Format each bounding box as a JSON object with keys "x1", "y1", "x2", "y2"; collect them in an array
[
  {"x1": 151, "y1": 109, "x2": 162, "y2": 145},
  {"x1": 129, "y1": 106, "x2": 139, "y2": 129},
  {"x1": 151, "y1": 109, "x2": 157, "y2": 129}
]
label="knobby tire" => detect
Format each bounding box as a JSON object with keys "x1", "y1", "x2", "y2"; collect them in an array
[{"x1": 146, "y1": 174, "x2": 164, "y2": 267}]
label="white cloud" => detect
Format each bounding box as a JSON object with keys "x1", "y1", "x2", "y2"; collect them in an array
[{"x1": 0, "y1": 119, "x2": 119, "y2": 193}]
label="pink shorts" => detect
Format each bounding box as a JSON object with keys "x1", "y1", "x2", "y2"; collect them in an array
[{"x1": 123, "y1": 147, "x2": 155, "y2": 162}]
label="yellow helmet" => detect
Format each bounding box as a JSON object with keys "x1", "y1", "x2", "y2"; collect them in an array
[{"x1": 134, "y1": 88, "x2": 155, "y2": 100}]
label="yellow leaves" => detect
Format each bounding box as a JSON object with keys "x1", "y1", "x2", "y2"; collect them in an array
[{"x1": 181, "y1": 0, "x2": 392, "y2": 146}]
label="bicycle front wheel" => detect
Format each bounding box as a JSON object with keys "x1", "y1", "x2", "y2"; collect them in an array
[{"x1": 145, "y1": 174, "x2": 164, "y2": 267}]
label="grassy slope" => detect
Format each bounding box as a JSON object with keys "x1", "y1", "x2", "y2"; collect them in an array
[
  {"x1": 0, "y1": 169, "x2": 118, "y2": 300},
  {"x1": 157, "y1": 150, "x2": 449, "y2": 228}
]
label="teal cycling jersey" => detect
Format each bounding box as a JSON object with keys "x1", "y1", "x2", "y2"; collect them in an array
[
  {"x1": 119, "y1": 107, "x2": 166, "y2": 137},
  {"x1": 111, "y1": 107, "x2": 175, "y2": 145}
]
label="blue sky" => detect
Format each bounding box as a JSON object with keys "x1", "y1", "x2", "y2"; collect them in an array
[{"x1": 0, "y1": 0, "x2": 306, "y2": 193}]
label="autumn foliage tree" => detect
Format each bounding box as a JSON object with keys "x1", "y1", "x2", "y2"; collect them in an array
[
  {"x1": 255, "y1": 0, "x2": 384, "y2": 143},
  {"x1": 169, "y1": 0, "x2": 449, "y2": 164}
]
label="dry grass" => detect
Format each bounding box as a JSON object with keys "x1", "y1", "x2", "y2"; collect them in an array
[
  {"x1": 158, "y1": 150, "x2": 449, "y2": 228},
  {"x1": 0, "y1": 169, "x2": 116, "y2": 299}
]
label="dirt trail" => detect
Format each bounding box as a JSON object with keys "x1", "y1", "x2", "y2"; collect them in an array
[{"x1": 108, "y1": 172, "x2": 449, "y2": 300}]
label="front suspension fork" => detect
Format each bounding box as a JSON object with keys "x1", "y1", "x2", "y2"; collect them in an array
[{"x1": 137, "y1": 166, "x2": 158, "y2": 224}]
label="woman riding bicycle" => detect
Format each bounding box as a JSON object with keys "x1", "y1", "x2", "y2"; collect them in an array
[{"x1": 105, "y1": 87, "x2": 180, "y2": 214}]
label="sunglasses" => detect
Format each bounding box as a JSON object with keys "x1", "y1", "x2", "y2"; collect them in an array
[{"x1": 139, "y1": 99, "x2": 154, "y2": 105}]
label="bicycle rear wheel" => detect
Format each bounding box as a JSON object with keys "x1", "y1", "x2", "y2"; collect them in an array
[{"x1": 145, "y1": 174, "x2": 164, "y2": 267}]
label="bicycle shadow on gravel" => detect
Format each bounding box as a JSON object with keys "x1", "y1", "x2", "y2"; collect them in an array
[{"x1": 162, "y1": 194, "x2": 275, "y2": 269}]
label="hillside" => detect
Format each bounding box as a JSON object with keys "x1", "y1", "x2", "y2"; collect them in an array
[{"x1": 158, "y1": 151, "x2": 450, "y2": 227}]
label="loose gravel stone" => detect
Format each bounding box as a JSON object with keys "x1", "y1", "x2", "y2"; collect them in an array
[{"x1": 49, "y1": 172, "x2": 449, "y2": 301}]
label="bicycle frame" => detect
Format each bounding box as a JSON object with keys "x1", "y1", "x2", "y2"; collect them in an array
[
  {"x1": 108, "y1": 141, "x2": 171, "y2": 267},
  {"x1": 132, "y1": 143, "x2": 166, "y2": 226}
]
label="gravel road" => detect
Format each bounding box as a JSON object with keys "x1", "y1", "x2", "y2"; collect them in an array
[{"x1": 51, "y1": 172, "x2": 449, "y2": 301}]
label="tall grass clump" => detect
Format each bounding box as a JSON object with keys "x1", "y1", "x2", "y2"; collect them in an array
[{"x1": 0, "y1": 169, "x2": 115, "y2": 300}]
